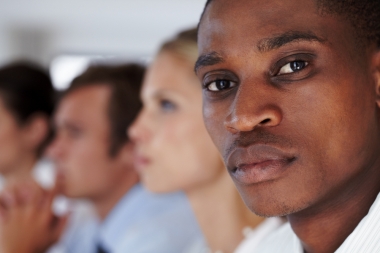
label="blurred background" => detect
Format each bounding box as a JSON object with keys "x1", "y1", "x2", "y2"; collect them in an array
[{"x1": 0, "y1": 0, "x2": 206, "y2": 90}]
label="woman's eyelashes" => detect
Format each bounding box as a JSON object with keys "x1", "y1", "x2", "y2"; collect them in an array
[
  {"x1": 159, "y1": 99, "x2": 176, "y2": 112},
  {"x1": 206, "y1": 80, "x2": 237, "y2": 91},
  {"x1": 277, "y1": 60, "x2": 309, "y2": 75}
]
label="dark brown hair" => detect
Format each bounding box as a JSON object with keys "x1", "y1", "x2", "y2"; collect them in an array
[
  {"x1": 0, "y1": 62, "x2": 55, "y2": 156},
  {"x1": 67, "y1": 63, "x2": 145, "y2": 157}
]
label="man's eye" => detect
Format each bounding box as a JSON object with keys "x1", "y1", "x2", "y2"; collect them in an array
[
  {"x1": 278, "y1": 61, "x2": 308, "y2": 75},
  {"x1": 207, "y1": 80, "x2": 236, "y2": 91},
  {"x1": 67, "y1": 129, "x2": 82, "y2": 139}
]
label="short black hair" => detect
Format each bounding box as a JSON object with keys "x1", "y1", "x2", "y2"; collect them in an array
[
  {"x1": 67, "y1": 64, "x2": 145, "y2": 157},
  {"x1": 200, "y1": 0, "x2": 380, "y2": 48},
  {"x1": 0, "y1": 62, "x2": 55, "y2": 155}
]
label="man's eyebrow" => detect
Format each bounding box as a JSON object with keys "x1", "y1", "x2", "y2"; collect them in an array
[
  {"x1": 61, "y1": 121, "x2": 83, "y2": 132},
  {"x1": 194, "y1": 51, "x2": 224, "y2": 73},
  {"x1": 257, "y1": 31, "x2": 326, "y2": 52}
]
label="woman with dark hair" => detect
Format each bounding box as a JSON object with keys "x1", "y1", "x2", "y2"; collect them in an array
[{"x1": 0, "y1": 62, "x2": 55, "y2": 186}]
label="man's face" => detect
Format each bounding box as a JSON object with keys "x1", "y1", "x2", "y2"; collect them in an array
[
  {"x1": 48, "y1": 85, "x2": 125, "y2": 199},
  {"x1": 197, "y1": 0, "x2": 380, "y2": 216}
]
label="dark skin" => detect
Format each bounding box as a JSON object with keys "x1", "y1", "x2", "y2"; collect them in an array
[{"x1": 196, "y1": 0, "x2": 380, "y2": 252}]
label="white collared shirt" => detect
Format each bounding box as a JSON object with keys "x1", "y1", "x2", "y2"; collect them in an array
[
  {"x1": 255, "y1": 193, "x2": 380, "y2": 253},
  {"x1": 234, "y1": 217, "x2": 284, "y2": 253}
]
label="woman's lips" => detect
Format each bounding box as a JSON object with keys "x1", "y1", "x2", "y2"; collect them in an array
[{"x1": 227, "y1": 144, "x2": 296, "y2": 185}]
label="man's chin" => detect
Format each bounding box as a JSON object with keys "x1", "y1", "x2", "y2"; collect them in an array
[
  {"x1": 238, "y1": 188, "x2": 310, "y2": 218},
  {"x1": 248, "y1": 204, "x2": 299, "y2": 218},
  {"x1": 58, "y1": 186, "x2": 82, "y2": 199}
]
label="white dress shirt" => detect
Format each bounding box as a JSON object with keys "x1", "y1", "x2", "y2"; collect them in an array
[
  {"x1": 255, "y1": 192, "x2": 380, "y2": 253},
  {"x1": 234, "y1": 217, "x2": 284, "y2": 253},
  {"x1": 53, "y1": 183, "x2": 205, "y2": 253}
]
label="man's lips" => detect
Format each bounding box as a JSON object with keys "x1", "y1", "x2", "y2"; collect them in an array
[
  {"x1": 133, "y1": 154, "x2": 151, "y2": 171},
  {"x1": 53, "y1": 167, "x2": 66, "y2": 189},
  {"x1": 227, "y1": 144, "x2": 296, "y2": 185},
  {"x1": 55, "y1": 166, "x2": 66, "y2": 180}
]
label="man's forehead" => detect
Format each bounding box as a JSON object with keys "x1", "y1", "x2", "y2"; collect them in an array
[
  {"x1": 201, "y1": 0, "x2": 319, "y2": 21},
  {"x1": 56, "y1": 86, "x2": 110, "y2": 127},
  {"x1": 198, "y1": 0, "x2": 322, "y2": 49},
  {"x1": 196, "y1": 0, "x2": 342, "y2": 71},
  {"x1": 61, "y1": 85, "x2": 110, "y2": 111}
]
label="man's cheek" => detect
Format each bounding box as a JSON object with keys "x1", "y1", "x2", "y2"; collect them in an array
[
  {"x1": 202, "y1": 99, "x2": 216, "y2": 120},
  {"x1": 203, "y1": 103, "x2": 219, "y2": 133},
  {"x1": 203, "y1": 114, "x2": 224, "y2": 150}
]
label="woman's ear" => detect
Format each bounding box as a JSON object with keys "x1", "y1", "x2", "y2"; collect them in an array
[{"x1": 22, "y1": 114, "x2": 49, "y2": 152}]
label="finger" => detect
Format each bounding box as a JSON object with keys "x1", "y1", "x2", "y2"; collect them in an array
[
  {"x1": 0, "y1": 203, "x2": 7, "y2": 222},
  {"x1": 19, "y1": 180, "x2": 39, "y2": 205},
  {"x1": 50, "y1": 214, "x2": 69, "y2": 244},
  {"x1": 41, "y1": 181, "x2": 60, "y2": 211},
  {"x1": 5, "y1": 178, "x2": 39, "y2": 207},
  {"x1": 22, "y1": 181, "x2": 46, "y2": 215},
  {"x1": 0, "y1": 188, "x2": 23, "y2": 222},
  {"x1": 38, "y1": 187, "x2": 60, "y2": 224},
  {"x1": 0, "y1": 190, "x2": 17, "y2": 208}
]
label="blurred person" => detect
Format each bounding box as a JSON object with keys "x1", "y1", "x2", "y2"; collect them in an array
[
  {"x1": 47, "y1": 64, "x2": 202, "y2": 253},
  {"x1": 0, "y1": 179, "x2": 67, "y2": 253},
  {"x1": 128, "y1": 28, "x2": 283, "y2": 253},
  {"x1": 195, "y1": 0, "x2": 380, "y2": 252},
  {"x1": 0, "y1": 64, "x2": 202, "y2": 253},
  {"x1": 0, "y1": 62, "x2": 65, "y2": 253},
  {"x1": 0, "y1": 62, "x2": 55, "y2": 188}
]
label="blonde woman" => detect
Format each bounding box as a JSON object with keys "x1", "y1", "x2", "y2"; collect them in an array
[{"x1": 129, "y1": 28, "x2": 283, "y2": 253}]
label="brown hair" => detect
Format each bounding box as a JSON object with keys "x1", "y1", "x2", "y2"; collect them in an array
[
  {"x1": 0, "y1": 61, "x2": 55, "y2": 156},
  {"x1": 67, "y1": 63, "x2": 145, "y2": 156}
]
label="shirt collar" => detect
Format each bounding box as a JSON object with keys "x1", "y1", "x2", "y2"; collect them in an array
[
  {"x1": 292, "y1": 192, "x2": 380, "y2": 253},
  {"x1": 97, "y1": 183, "x2": 147, "y2": 252},
  {"x1": 335, "y1": 192, "x2": 380, "y2": 252}
]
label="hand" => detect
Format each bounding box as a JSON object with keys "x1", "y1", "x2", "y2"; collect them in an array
[{"x1": 0, "y1": 179, "x2": 68, "y2": 253}]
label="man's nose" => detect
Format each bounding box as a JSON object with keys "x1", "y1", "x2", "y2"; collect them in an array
[
  {"x1": 46, "y1": 136, "x2": 64, "y2": 161},
  {"x1": 224, "y1": 82, "x2": 282, "y2": 134}
]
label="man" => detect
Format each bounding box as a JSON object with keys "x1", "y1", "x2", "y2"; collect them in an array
[{"x1": 195, "y1": 0, "x2": 380, "y2": 252}]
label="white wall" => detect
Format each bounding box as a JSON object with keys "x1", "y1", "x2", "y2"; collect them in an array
[{"x1": 0, "y1": 0, "x2": 206, "y2": 66}]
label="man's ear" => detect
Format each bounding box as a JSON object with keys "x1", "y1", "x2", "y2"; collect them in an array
[
  {"x1": 116, "y1": 141, "x2": 140, "y2": 183},
  {"x1": 117, "y1": 141, "x2": 135, "y2": 169},
  {"x1": 22, "y1": 114, "x2": 49, "y2": 152},
  {"x1": 374, "y1": 50, "x2": 380, "y2": 108}
]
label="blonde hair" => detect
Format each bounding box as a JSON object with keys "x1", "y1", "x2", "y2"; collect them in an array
[{"x1": 159, "y1": 27, "x2": 198, "y2": 65}]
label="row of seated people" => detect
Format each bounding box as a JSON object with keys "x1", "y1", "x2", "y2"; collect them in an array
[
  {"x1": 1, "y1": 0, "x2": 380, "y2": 251},
  {"x1": 0, "y1": 27, "x2": 282, "y2": 253}
]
